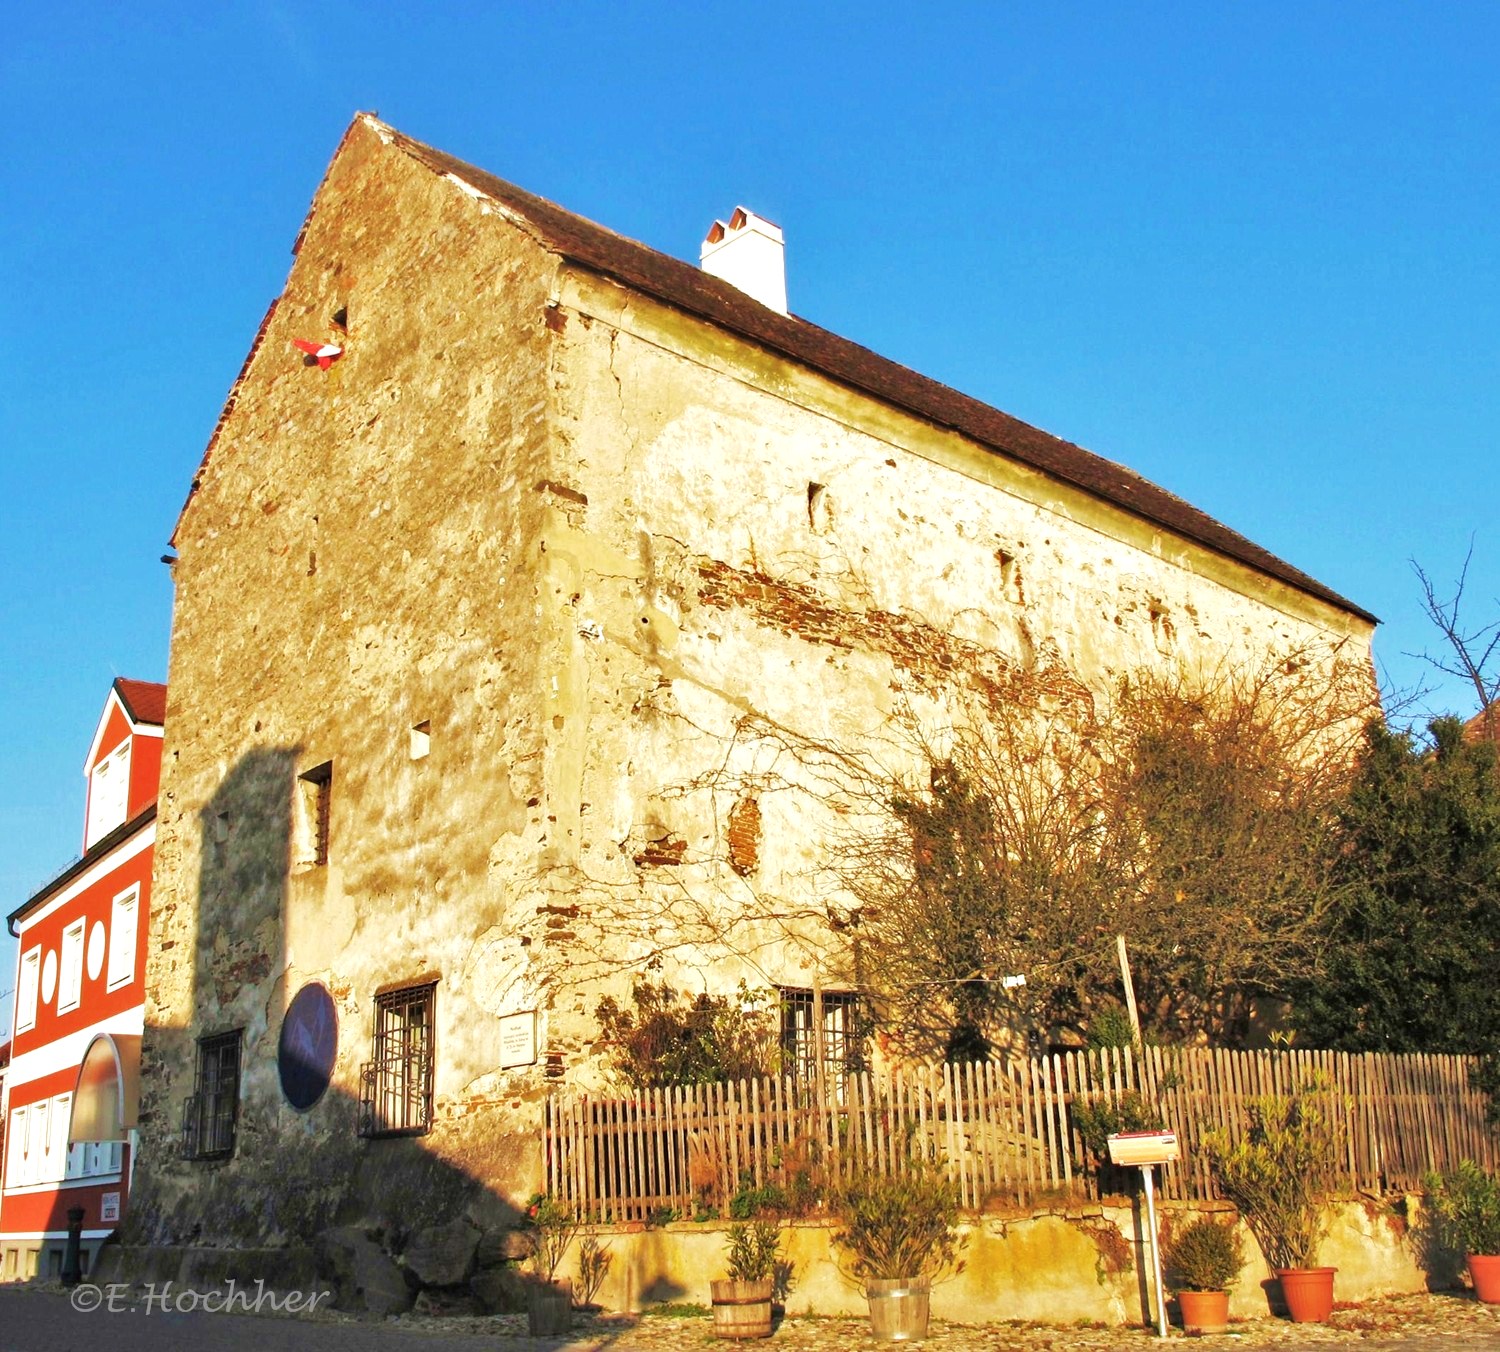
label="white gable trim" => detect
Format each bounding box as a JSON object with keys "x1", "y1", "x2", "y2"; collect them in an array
[{"x1": 82, "y1": 689, "x2": 163, "y2": 776}]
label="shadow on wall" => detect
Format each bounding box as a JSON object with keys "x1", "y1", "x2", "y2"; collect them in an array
[{"x1": 111, "y1": 747, "x2": 534, "y2": 1314}]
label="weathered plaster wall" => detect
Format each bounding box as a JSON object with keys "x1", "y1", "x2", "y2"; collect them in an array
[
  {"x1": 135, "y1": 119, "x2": 560, "y2": 1250},
  {"x1": 566, "y1": 1199, "x2": 1427, "y2": 1323},
  {"x1": 533, "y1": 264, "x2": 1377, "y2": 1071}
]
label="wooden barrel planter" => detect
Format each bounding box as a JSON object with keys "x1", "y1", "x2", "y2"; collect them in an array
[
  {"x1": 710, "y1": 1278, "x2": 773, "y2": 1339},
  {"x1": 527, "y1": 1279, "x2": 574, "y2": 1336},
  {"x1": 866, "y1": 1276, "x2": 930, "y2": 1341}
]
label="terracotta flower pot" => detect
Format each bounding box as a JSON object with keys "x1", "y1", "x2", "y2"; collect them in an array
[
  {"x1": 1177, "y1": 1288, "x2": 1230, "y2": 1335},
  {"x1": 1276, "y1": 1267, "x2": 1336, "y2": 1323},
  {"x1": 1469, "y1": 1253, "x2": 1500, "y2": 1303}
]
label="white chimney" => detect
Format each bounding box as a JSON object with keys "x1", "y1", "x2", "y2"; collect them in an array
[{"x1": 700, "y1": 207, "x2": 787, "y2": 314}]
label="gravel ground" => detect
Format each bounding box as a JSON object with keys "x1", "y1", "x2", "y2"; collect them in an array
[
  {"x1": 331, "y1": 1290, "x2": 1500, "y2": 1349},
  {"x1": 3, "y1": 1285, "x2": 1496, "y2": 1352}
]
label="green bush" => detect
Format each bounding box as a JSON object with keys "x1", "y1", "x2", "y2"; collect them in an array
[
  {"x1": 525, "y1": 1194, "x2": 580, "y2": 1282},
  {"x1": 1086, "y1": 1007, "x2": 1137, "y2": 1050},
  {"x1": 1203, "y1": 1083, "x2": 1338, "y2": 1272},
  {"x1": 724, "y1": 1220, "x2": 782, "y2": 1283},
  {"x1": 831, "y1": 1161, "x2": 963, "y2": 1281},
  {"x1": 595, "y1": 980, "x2": 779, "y2": 1088},
  {"x1": 1071, "y1": 1090, "x2": 1164, "y2": 1160},
  {"x1": 1164, "y1": 1217, "x2": 1245, "y2": 1292},
  {"x1": 729, "y1": 1173, "x2": 789, "y2": 1219},
  {"x1": 1424, "y1": 1160, "x2": 1500, "y2": 1257}
]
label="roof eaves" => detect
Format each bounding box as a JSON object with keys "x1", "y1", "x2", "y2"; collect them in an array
[
  {"x1": 7, "y1": 804, "x2": 158, "y2": 937},
  {"x1": 381, "y1": 121, "x2": 1375, "y2": 626}
]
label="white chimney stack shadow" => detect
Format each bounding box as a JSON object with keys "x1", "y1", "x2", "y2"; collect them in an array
[{"x1": 700, "y1": 207, "x2": 787, "y2": 315}]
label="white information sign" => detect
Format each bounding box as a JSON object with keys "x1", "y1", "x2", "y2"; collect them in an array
[{"x1": 500, "y1": 1010, "x2": 538, "y2": 1069}]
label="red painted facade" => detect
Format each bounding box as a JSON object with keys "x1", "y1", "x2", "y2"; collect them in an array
[{"x1": 1, "y1": 680, "x2": 163, "y2": 1282}]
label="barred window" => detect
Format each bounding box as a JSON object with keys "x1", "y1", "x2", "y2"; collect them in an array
[
  {"x1": 182, "y1": 1030, "x2": 242, "y2": 1160},
  {"x1": 359, "y1": 982, "x2": 435, "y2": 1137},
  {"x1": 780, "y1": 988, "x2": 861, "y2": 1089},
  {"x1": 297, "y1": 761, "x2": 333, "y2": 867}
]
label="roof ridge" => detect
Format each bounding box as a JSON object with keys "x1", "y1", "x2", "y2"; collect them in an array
[
  {"x1": 377, "y1": 121, "x2": 1372, "y2": 625},
  {"x1": 177, "y1": 114, "x2": 1375, "y2": 627}
]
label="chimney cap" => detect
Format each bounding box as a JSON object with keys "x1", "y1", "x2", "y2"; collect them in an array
[{"x1": 703, "y1": 206, "x2": 783, "y2": 249}]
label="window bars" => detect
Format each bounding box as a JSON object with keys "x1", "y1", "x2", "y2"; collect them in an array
[
  {"x1": 780, "y1": 988, "x2": 859, "y2": 1091},
  {"x1": 181, "y1": 1029, "x2": 242, "y2": 1160},
  {"x1": 359, "y1": 983, "x2": 435, "y2": 1137}
]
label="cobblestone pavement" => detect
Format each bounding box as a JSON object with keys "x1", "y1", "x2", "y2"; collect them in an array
[{"x1": 1, "y1": 1287, "x2": 1497, "y2": 1351}]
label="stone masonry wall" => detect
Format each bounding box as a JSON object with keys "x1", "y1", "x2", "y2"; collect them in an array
[{"x1": 134, "y1": 119, "x2": 561, "y2": 1253}]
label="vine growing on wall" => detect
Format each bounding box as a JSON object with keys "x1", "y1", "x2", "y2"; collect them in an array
[{"x1": 514, "y1": 535, "x2": 1376, "y2": 1058}]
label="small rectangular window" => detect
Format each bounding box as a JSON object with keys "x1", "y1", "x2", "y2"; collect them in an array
[
  {"x1": 182, "y1": 1030, "x2": 242, "y2": 1160},
  {"x1": 296, "y1": 761, "x2": 333, "y2": 868},
  {"x1": 780, "y1": 988, "x2": 863, "y2": 1093},
  {"x1": 15, "y1": 947, "x2": 40, "y2": 1033},
  {"x1": 360, "y1": 983, "x2": 436, "y2": 1137},
  {"x1": 42, "y1": 1093, "x2": 72, "y2": 1184},
  {"x1": 410, "y1": 721, "x2": 431, "y2": 760},
  {"x1": 58, "y1": 922, "x2": 84, "y2": 1014},
  {"x1": 24, "y1": 1100, "x2": 49, "y2": 1187},
  {"x1": 5, "y1": 1106, "x2": 27, "y2": 1189},
  {"x1": 86, "y1": 742, "x2": 132, "y2": 849},
  {"x1": 107, "y1": 886, "x2": 140, "y2": 991}
]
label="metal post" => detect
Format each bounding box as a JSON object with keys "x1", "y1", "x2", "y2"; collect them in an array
[
  {"x1": 61, "y1": 1206, "x2": 85, "y2": 1287},
  {"x1": 1140, "y1": 1165, "x2": 1167, "y2": 1338}
]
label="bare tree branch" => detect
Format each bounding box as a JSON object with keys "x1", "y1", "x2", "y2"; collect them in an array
[{"x1": 1409, "y1": 544, "x2": 1500, "y2": 740}]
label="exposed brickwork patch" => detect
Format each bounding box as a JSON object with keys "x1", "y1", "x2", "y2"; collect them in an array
[
  {"x1": 695, "y1": 559, "x2": 1018, "y2": 692},
  {"x1": 727, "y1": 796, "x2": 760, "y2": 876}
]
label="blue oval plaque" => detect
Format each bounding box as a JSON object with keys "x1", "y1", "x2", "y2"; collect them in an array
[{"x1": 278, "y1": 981, "x2": 338, "y2": 1111}]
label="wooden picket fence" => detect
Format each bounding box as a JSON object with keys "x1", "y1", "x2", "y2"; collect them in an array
[{"x1": 544, "y1": 1047, "x2": 1498, "y2": 1222}]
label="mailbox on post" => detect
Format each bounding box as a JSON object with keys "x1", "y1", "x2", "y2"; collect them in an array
[
  {"x1": 1107, "y1": 1130, "x2": 1179, "y2": 1337},
  {"x1": 1106, "y1": 1129, "x2": 1179, "y2": 1168}
]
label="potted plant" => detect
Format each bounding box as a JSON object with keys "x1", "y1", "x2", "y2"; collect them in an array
[
  {"x1": 1424, "y1": 1160, "x2": 1500, "y2": 1303},
  {"x1": 1203, "y1": 1083, "x2": 1339, "y2": 1323},
  {"x1": 831, "y1": 1159, "x2": 962, "y2": 1341},
  {"x1": 525, "y1": 1194, "x2": 580, "y2": 1335},
  {"x1": 1163, "y1": 1216, "x2": 1245, "y2": 1334},
  {"x1": 710, "y1": 1220, "x2": 780, "y2": 1339}
]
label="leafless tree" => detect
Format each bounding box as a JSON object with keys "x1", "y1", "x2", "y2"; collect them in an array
[{"x1": 1411, "y1": 545, "x2": 1500, "y2": 742}]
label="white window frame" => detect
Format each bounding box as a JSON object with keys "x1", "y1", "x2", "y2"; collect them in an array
[
  {"x1": 42, "y1": 1093, "x2": 71, "y2": 1185},
  {"x1": 23, "y1": 1100, "x2": 49, "y2": 1187},
  {"x1": 5, "y1": 1105, "x2": 27, "y2": 1189},
  {"x1": 107, "y1": 885, "x2": 140, "y2": 992},
  {"x1": 15, "y1": 946, "x2": 40, "y2": 1034},
  {"x1": 86, "y1": 741, "x2": 131, "y2": 849},
  {"x1": 58, "y1": 920, "x2": 84, "y2": 1014}
]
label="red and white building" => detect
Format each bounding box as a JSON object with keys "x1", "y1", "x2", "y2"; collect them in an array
[{"x1": 1, "y1": 680, "x2": 164, "y2": 1281}]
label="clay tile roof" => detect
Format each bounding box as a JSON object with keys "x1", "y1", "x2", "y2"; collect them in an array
[
  {"x1": 181, "y1": 114, "x2": 1373, "y2": 625},
  {"x1": 115, "y1": 678, "x2": 167, "y2": 727},
  {"x1": 371, "y1": 119, "x2": 1374, "y2": 625}
]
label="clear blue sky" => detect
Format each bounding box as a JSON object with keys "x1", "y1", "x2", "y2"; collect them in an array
[{"x1": 3, "y1": 3, "x2": 1499, "y2": 1022}]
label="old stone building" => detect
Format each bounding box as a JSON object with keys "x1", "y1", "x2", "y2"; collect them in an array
[{"x1": 125, "y1": 114, "x2": 1375, "y2": 1283}]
